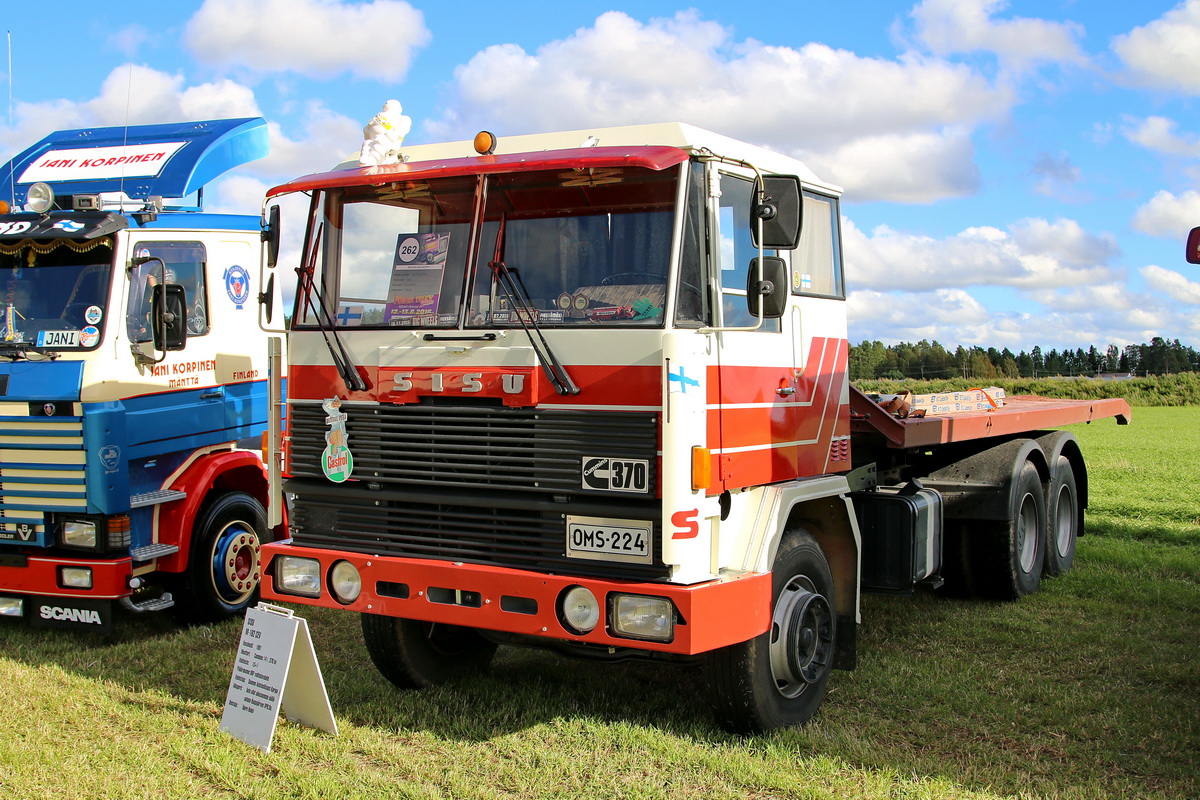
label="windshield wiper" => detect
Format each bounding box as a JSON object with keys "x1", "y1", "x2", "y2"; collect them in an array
[
  {"x1": 488, "y1": 214, "x2": 579, "y2": 396},
  {"x1": 0, "y1": 341, "x2": 58, "y2": 361},
  {"x1": 296, "y1": 221, "x2": 368, "y2": 393}
]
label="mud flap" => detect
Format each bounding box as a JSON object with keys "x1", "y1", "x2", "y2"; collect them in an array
[{"x1": 29, "y1": 597, "x2": 112, "y2": 632}]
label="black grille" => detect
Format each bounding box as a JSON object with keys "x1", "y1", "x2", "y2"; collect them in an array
[
  {"x1": 288, "y1": 401, "x2": 659, "y2": 495},
  {"x1": 286, "y1": 481, "x2": 667, "y2": 581},
  {"x1": 285, "y1": 402, "x2": 666, "y2": 580}
]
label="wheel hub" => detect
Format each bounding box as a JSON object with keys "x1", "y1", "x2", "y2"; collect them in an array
[
  {"x1": 212, "y1": 523, "x2": 262, "y2": 603},
  {"x1": 769, "y1": 576, "x2": 834, "y2": 699}
]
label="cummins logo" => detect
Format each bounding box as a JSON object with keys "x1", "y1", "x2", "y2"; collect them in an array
[{"x1": 39, "y1": 605, "x2": 103, "y2": 625}]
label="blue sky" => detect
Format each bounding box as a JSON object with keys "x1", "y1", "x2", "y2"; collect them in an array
[{"x1": 3, "y1": 0, "x2": 1199, "y2": 353}]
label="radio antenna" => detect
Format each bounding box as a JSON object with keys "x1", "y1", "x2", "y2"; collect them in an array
[
  {"x1": 6, "y1": 31, "x2": 14, "y2": 207},
  {"x1": 119, "y1": 62, "x2": 133, "y2": 201}
]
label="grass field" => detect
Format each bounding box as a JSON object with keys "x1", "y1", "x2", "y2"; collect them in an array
[{"x1": 1, "y1": 408, "x2": 1196, "y2": 799}]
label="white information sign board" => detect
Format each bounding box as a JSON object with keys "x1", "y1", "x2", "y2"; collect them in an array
[{"x1": 219, "y1": 603, "x2": 338, "y2": 752}]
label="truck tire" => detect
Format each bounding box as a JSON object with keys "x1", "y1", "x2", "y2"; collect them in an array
[
  {"x1": 361, "y1": 613, "x2": 497, "y2": 689},
  {"x1": 972, "y1": 461, "x2": 1045, "y2": 600},
  {"x1": 173, "y1": 491, "x2": 266, "y2": 624},
  {"x1": 1043, "y1": 455, "x2": 1079, "y2": 576},
  {"x1": 705, "y1": 530, "x2": 836, "y2": 734}
]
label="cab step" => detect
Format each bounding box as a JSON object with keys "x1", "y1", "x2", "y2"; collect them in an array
[
  {"x1": 120, "y1": 592, "x2": 175, "y2": 613},
  {"x1": 129, "y1": 543, "x2": 180, "y2": 562},
  {"x1": 130, "y1": 489, "x2": 187, "y2": 508}
]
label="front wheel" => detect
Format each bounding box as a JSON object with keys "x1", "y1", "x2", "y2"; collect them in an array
[
  {"x1": 173, "y1": 491, "x2": 267, "y2": 624},
  {"x1": 705, "y1": 530, "x2": 836, "y2": 734},
  {"x1": 361, "y1": 613, "x2": 497, "y2": 689}
]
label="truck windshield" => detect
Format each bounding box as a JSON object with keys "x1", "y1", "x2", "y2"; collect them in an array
[
  {"x1": 304, "y1": 165, "x2": 680, "y2": 330},
  {"x1": 0, "y1": 241, "x2": 114, "y2": 351}
]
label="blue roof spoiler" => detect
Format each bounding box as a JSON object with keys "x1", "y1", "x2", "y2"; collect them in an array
[{"x1": 0, "y1": 117, "x2": 268, "y2": 208}]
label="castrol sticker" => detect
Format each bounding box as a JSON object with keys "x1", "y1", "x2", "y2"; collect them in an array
[{"x1": 321, "y1": 397, "x2": 353, "y2": 483}]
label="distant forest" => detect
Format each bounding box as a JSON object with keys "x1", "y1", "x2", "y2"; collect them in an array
[{"x1": 850, "y1": 337, "x2": 1200, "y2": 380}]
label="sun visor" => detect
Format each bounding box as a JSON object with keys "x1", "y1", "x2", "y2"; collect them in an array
[{"x1": 0, "y1": 117, "x2": 268, "y2": 207}]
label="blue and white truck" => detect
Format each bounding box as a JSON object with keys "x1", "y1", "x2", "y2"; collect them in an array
[{"x1": 0, "y1": 117, "x2": 284, "y2": 631}]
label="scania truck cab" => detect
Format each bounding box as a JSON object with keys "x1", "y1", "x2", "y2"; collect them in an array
[{"x1": 0, "y1": 117, "x2": 283, "y2": 631}]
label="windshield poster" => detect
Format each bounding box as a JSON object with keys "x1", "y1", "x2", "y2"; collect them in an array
[{"x1": 384, "y1": 232, "x2": 448, "y2": 323}]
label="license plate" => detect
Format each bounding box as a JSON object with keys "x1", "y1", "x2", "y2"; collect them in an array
[{"x1": 566, "y1": 515, "x2": 652, "y2": 564}]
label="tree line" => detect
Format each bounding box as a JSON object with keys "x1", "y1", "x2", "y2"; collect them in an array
[{"x1": 850, "y1": 337, "x2": 1200, "y2": 381}]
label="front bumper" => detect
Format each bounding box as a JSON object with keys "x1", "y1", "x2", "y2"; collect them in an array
[
  {"x1": 0, "y1": 552, "x2": 132, "y2": 599},
  {"x1": 261, "y1": 541, "x2": 771, "y2": 655}
]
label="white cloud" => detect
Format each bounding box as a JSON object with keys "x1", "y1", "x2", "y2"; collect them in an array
[
  {"x1": 911, "y1": 0, "x2": 1087, "y2": 69},
  {"x1": 427, "y1": 10, "x2": 1010, "y2": 203},
  {"x1": 843, "y1": 215, "x2": 1120, "y2": 293},
  {"x1": 184, "y1": 0, "x2": 430, "y2": 81},
  {"x1": 1142, "y1": 264, "x2": 1200, "y2": 305},
  {"x1": 108, "y1": 25, "x2": 151, "y2": 59},
  {"x1": 847, "y1": 283, "x2": 1196, "y2": 353},
  {"x1": 1111, "y1": 0, "x2": 1200, "y2": 94},
  {"x1": 3, "y1": 66, "x2": 356, "y2": 218},
  {"x1": 804, "y1": 128, "x2": 980, "y2": 204},
  {"x1": 6, "y1": 64, "x2": 261, "y2": 142},
  {"x1": 1032, "y1": 151, "x2": 1082, "y2": 199},
  {"x1": 1131, "y1": 190, "x2": 1200, "y2": 238},
  {"x1": 1123, "y1": 115, "x2": 1200, "y2": 158}
]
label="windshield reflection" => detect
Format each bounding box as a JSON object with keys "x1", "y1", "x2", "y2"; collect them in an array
[{"x1": 0, "y1": 241, "x2": 113, "y2": 350}]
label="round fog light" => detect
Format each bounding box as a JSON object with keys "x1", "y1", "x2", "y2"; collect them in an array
[
  {"x1": 560, "y1": 585, "x2": 600, "y2": 633},
  {"x1": 329, "y1": 560, "x2": 362, "y2": 604}
]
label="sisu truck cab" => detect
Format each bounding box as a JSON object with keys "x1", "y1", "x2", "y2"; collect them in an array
[
  {"x1": 0, "y1": 118, "x2": 284, "y2": 631},
  {"x1": 256, "y1": 123, "x2": 1128, "y2": 732}
]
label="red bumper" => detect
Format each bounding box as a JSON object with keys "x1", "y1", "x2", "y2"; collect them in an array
[
  {"x1": 261, "y1": 542, "x2": 770, "y2": 655},
  {"x1": 0, "y1": 554, "x2": 133, "y2": 599}
]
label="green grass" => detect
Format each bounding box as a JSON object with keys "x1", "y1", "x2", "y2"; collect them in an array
[{"x1": 1, "y1": 409, "x2": 1197, "y2": 799}]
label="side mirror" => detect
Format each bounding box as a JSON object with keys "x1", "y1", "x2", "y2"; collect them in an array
[
  {"x1": 752, "y1": 175, "x2": 802, "y2": 250},
  {"x1": 259, "y1": 273, "x2": 275, "y2": 325},
  {"x1": 1187, "y1": 227, "x2": 1200, "y2": 265},
  {"x1": 152, "y1": 284, "x2": 188, "y2": 351},
  {"x1": 263, "y1": 204, "x2": 281, "y2": 268},
  {"x1": 746, "y1": 256, "x2": 789, "y2": 319}
]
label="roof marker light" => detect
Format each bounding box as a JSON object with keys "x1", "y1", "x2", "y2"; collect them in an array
[{"x1": 473, "y1": 131, "x2": 497, "y2": 156}]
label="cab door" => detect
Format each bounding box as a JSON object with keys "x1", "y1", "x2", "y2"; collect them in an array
[
  {"x1": 711, "y1": 171, "x2": 848, "y2": 490},
  {"x1": 124, "y1": 239, "x2": 224, "y2": 454}
]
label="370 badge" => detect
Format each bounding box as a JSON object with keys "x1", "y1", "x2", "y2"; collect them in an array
[{"x1": 581, "y1": 457, "x2": 649, "y2": 493}]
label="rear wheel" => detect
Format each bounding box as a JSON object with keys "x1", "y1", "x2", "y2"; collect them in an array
[
  {"x1": 706, "y1": 530, "x2": 836, "y2": 734},
  {"x1": 972, "y1": 461, "x2": 1045, "y2": 600},
  {"x1": 1043, "y1": 455, "x2": 1079, "y2": 576},
  {"x1": 361, "y1": 613, "x2": 497, "y2": 689},
  {"x1": 173, "y1": 491, "x2": 266, "y2": 624}
]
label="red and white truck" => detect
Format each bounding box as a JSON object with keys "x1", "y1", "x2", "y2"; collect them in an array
[{"x1": 256, "y1": 123, "x2": 1129, "y2": 732}]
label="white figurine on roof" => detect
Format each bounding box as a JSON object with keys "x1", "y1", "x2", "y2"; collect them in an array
[{"x1": 358, "y1": 99, "x2": 412, "y2": 167}]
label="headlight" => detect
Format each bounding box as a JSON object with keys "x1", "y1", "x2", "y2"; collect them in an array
[
  {"x1": 275, "y1": 556, "x2": 322, "y2": 598},
  {"x1": 559, "y1": 585, "x2": 600, "y2": 634},
  {"x1": 611, "y1": 594, "x2": 675, "y2": 642},
  {"x1": 0, "y1": 597, "x2": 23, "y2": 617},
  {"x1": 60, "y1": 567, "x2": 93, "y2": 589},
  {"x1": 329, "y1": 560, "x2": 361, "y2": 604},
  {"x1": 26, "y1": 182, "x2": 55, "y2": 213},
  {"x1": 62, "y1": 520, "x2": 98, "y2": 550}
]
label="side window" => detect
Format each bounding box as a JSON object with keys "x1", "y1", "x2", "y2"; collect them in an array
[
  {"x1": 126, "y1": 242, "x2": 209, "y2": 342},
  {"x1": 674, "y1": 161, "x2": 709, "y2": 327},
  {"x1": 716, "y1": 172, "x2": 780, "y2": 330},
  {"x1": 792, "y1": 192, "x2": 844, "y2": 298}
]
